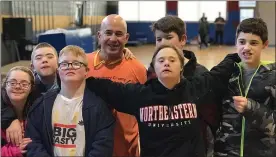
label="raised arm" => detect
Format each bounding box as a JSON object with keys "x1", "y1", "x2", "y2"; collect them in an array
[
  {"x1": 190, "y1": 53, "x2": 241, "y2": 98},
  {"x1": 85, "y1": 78, "x2": 150, "y2": 115}
]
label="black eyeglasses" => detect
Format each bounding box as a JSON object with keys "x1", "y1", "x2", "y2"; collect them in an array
[
  {"x1": 6, "y1": 81, "x2": 31, "y2": 89},
  {"x1": 58, "y1": 61, "x2": 86, "y2": 70}
]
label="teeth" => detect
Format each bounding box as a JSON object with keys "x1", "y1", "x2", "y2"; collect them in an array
[
  {"x1": 243, "y1": 53, "x2": 252, "y2": 56},
  {"x1": 109, "y1": 45, "x2": 119, "y2": 47}
]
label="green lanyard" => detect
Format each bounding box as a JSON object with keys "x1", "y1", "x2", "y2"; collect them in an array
[{"x1": 239, "y1": 63, "x2": 261, "y2": 157}]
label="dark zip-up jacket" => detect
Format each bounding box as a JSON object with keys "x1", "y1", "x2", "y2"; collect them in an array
[
  {"x1": 85, "y1": 53, "x2": 240, "y2": 157},
  {"x1": 25, "y1": 87, "x2": 115, "y2": 157},
  {"x1": 1, "y1": 73, "x2": 60, "y2": 130},
  {"x1": 215, "y1": 62, "x2": 276, "y2": 157}
]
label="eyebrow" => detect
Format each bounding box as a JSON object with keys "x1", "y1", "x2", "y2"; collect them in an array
[
  {"x1": 156, "y1": 33, "x2": 172, "y2": 38},
  {"x1": 35, "y1": 53, "x2": 54, "y2": 57},
  {"x1": 8, "y1": 78, "x2": 29, "y2": 82},
  {"x1": 60, "y1": 60, "x2": 82, "y2": 63},
  {"x1": 238, "y1": 39, "x2": 260, "y2": 42},
  {"x1": 157, "y1": 56, "x2": 176, "y2": 59},
  {"x1": 105, "y1": 30, "x2": 124, "y2": 33}
]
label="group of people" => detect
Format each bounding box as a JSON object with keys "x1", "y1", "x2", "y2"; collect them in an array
[
  {"x1": 199, "y1": 12, "x2": 226, "y2": 49},
  {"x1": 1, "y1": 13, "x2": 275, "y2": 157}
]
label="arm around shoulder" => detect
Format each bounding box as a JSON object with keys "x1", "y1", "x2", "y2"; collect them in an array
[
  {"x1": 85, "y1": 77, "x2": 149, "y2": 114},
  {"x1": 191, "y1": 53, "x2": 241, "y2": 97}
]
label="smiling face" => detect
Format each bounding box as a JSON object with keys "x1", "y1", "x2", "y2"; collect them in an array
[
  {"x1": 236, "y1": 32, "x2": 268, "y2": 68},
  {"x1": 235, "y1": 18, "x2": 269, "y2": 68},
  {"x1": 98, "y1": 15, "x2": 129, "y2": 58},
  {"x1": 5, "y1": 70, "x2": 32, "y2": 106}
]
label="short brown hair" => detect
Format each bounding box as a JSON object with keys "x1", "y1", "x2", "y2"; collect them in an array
[
  {"x1": 151, "y1": 15, "x2": 186, "y2": 40},
  {"x1": 2, "y1": 66, "x2": 35, "y2": 88},
  {"x1": 59, "y1": 45, "x2": 88, "y2": 66},
  {"x1": 150, "y1": 44, "x2": 185, "y2": 76},
  {"x1": 2, "y1": 66, "x2": 35, "y2": 120},
  {"x1": 31, "y1": 42, "x2": 57, "y2": 62},
  {"x1": 236, "y1": 18, "x2": 268, "y2": 44}
]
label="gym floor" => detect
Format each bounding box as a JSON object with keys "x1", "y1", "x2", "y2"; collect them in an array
[{"x1": 1, "y1": 45, "x2": 275, "y2": 77}]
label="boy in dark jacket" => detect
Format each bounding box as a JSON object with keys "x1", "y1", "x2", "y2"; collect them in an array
[
  {"x1": 1, "y1": 43, "x2": 60, "y2": 146},
  {"x1": 214, "y1": 18, "x2": 276, "y2": 157},
  {"x1": 25, "y1": 45, "x2": 115, "y2": 156},
  {"x1": 2, "y1": 43, "x2": 132, "y2": 147},
  {"x1": 147, "y1": 15, "x2": 220, "y2": 155}
]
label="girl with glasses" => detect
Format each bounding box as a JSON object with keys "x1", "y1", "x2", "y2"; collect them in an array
[{"x1": 1, "y1": 66, "x2": 35, "y2": 157}]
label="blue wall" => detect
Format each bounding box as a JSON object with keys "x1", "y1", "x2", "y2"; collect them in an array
[{"x1": 126, "y1": 1, "x2": 240, "y2": 45}]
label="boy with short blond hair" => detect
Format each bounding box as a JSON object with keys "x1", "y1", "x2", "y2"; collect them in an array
[{"x1": 26, "y1": 45, "x2": 115, "y2": 157}]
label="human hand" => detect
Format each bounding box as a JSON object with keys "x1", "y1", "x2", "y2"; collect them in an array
[
  {"x1": 6, "y1": 119, "x2": 22, "y2": 146},
  {"x1": 19, "y1": 138, "x2": 32, "y2": 154},
  {"x1": 123, "y1": 48, "x2": 135, "y2": 60},
  {"x1": 233, "y1": 96, "x2": 248, "y2": 113}
]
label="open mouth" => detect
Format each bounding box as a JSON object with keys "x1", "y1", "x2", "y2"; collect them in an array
[
  {"x1": 12, "y1": 92, "x2": 24, "y2": 95},
  {"x1": 242, "y1": 52, "x2": 252, "y2": 58},
  {"x1": 66, "y1": 72, "x2": 75, "y2": 75},
  {"x1": 41, "y1": 65, "x2": 50, "y2": 69},
  {"x1": 108, "y1": 44, "x2": 120, "y2": 50},
  {"x1": 162, "y1": 69, "x2": 172, "y2": 73}
]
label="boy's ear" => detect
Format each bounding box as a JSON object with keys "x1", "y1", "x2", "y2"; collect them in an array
[
  {"x1": 180, "y1": 34, "x2": 187, "y2": 42},
  {"x1": 180, "y1": 34, "x2": 187, "y2": 48},
  {"x1": 263, "y1": 40, "x2": 269, "y2": 49},
  {"x1": 30, "y1": 63, "x2": 35, "y2": 72}
]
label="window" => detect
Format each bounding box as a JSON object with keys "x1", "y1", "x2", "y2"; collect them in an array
[
  {"x1": 118, "y1": 1, "x2": 139, "y2": 21},
  {"x1": 240, "y1": 9, "x2": 254, "y2": 22},
  {"x1": 239, "y1": 1, "x2": 256, "y2": 7},
  {"x1": 178, "y1": 1, "x2": 227, "y2": 22},
  {"x1": 239, "y1": 1, "x2": 256, "y2": 21},
  {"x1": 118, "y1": 1, "x2": 166, "y2": 21},
  {"x1": 178, "y1": 2, "x2": 199, "y2": 22}
]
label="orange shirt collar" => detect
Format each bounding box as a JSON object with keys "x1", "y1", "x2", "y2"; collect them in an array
[{"x1": 93, "y1": 50, "x2": 123, "y2": 68}]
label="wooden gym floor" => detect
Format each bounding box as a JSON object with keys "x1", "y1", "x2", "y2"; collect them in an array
[
  {"x1": 1, "y1": 45, "x2": 275, "y2": 76},
  {"x1": 129, "y1": 44, "x2": 276, "y2": 70}
]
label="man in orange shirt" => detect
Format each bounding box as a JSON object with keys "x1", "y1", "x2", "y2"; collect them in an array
[{"x1": 87, "y1": 14, "x2": 147, "y2": 157}]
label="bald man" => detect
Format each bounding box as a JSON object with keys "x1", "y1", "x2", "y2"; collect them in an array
[{"x1": 87, "y1": 14, "x2": 147, "y2": 157}]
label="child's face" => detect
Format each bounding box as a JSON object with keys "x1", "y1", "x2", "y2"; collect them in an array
[
  {"x1": 155, "y1": 30, "x2": 186, "y2": 50},
  {"x1": 58, "y1": 52, "x2": 88, "y2": 84},
  {"x1": 5, "y1": 70, "x2": 32, "y2": 105},
  {"x1": 31, "y1": 47, "x2": 58, "y2": 77},
  {"x1": 154, "y1": 47, "x2": 182, "y2": 80},
  {"x1": 236, "y1": 32, "x2": 268, "y2": 67}
]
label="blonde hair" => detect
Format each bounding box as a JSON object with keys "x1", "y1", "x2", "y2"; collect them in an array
[
  {"x1": 31, "y1": 42, "x2": 57, "y2": 62},
  {"x1": 59, "y1": 45, "x2": 88, "y2": 66}
]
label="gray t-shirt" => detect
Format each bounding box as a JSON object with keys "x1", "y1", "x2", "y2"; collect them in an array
[{"x1": 242, "y1": 67, "x2": 257, "y2": 91}]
